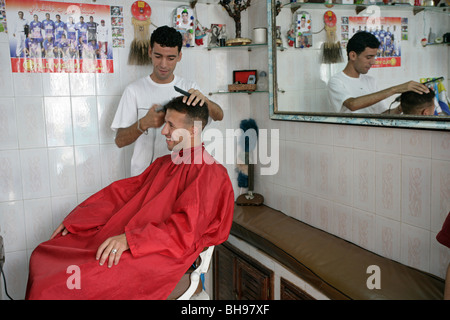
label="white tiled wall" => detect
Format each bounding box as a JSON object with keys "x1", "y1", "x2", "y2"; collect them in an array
[
  {"x1": 1, "y1": 0, "x2": 449, "y2": 300},
  {"x1": 0, "y1": 0, "x2": 258, "y2": 299},
  {"x1": 252, "y1": 119, "x2": 450, "y2": 280}
]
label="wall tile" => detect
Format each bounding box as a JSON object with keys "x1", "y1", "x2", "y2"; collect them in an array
[
  {"x1": 333, "y1": 146, "x2": 353, "y2": 206},
  {"x1": 375, "y1": 153, "x2": 401, "y2": 221},
  {"x1": 400, "y1": 223, "x2": 430, "y2": 273},
  {"x1": 430, "y1": 159, "x2": 450, "y2": 232},
  {"x1": 12, "y1": 73, "x2": 43, "y2": 97},
  {"x1": 332, "y1": 203, "x2": 353, "y2": 242},
  {"x1": 74, "y1": 145, "x2": 102, "y2": 194},
  {"x1": 431, "y1": 131, "x2": 450, "y2": 161},
  {"x1": 42, "y1": 73, "x2": 70, "y2": 96},
  {"x1": 375, "y1": 215, "x2": 400, "y2": 262},
  {"x1": 48, "y1": 147, "x2": 76, "y2": 197},
  {"x1": 401, "y1": 129, "x2": 431, "y2": 158},
  {"x1": 353, "y1": 150, "x2": 375, "y2": 213},
  {"x1": 0, "y1": 98, "x2": 18, "y2": 150},
  {"x1": 72, "y1": 96, "x2": 100, "y2": 146},
  {"x1": 24, "y1": 198, "x2": 53, "y2": 251},
  {"x1": 351, "y1": 208, "x2": 375, "y2": 252},
  {"x1": 20, "y1": 148, "x2": 51, "y2": 200},
  {"x1": 0, "y1": 150, "x2": 23, "y2": 202},
  {"x1": 44, "y1": 97, "x2": 73, "y2": 147},
  {"x1": 15, "y1": 97, "x2": 47, "y2": 149},
  {"x1": 401, "y1": 156, "x2": 431, "y2": 230},
  {"x1": 0, "y1": 201, "x2": 26, "y2": 252}
]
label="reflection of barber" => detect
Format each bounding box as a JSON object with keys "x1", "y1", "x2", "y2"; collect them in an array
[
  {"x1": 327, "y1": 32, "x2": 429, "y2": 114},
  {"x1": 13, "y1": 11, "x2": 29, "y2": 58}
]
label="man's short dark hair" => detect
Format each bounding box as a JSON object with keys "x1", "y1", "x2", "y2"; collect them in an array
[
  {"x1": 150, "y1": 26, "x2": 183, "y2": 53},
  {"x1": 400, "y1": 90, "x2": 435, "y2": 115},
  {"x1": 164, "y1": 96, "x2": 209, "y2": 129},
  {"x1": 346, "y1": 32, "x2": 380, "y2": 57}
]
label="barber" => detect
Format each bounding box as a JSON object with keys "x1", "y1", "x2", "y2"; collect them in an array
[
  {"x1": 111, "y1": 26, "x2": 223, "y2": 176},
  {"x1": 327, "y1": 32, "x2": 429, "y2": 114}
]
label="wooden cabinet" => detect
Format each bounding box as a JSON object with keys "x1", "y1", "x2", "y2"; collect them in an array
[
  {"x1": 213, "y1": 242, "x2": 273, "y2": 300},
  {"x1": 280, "y1": 278, "x2": 315, "y2": 300}
]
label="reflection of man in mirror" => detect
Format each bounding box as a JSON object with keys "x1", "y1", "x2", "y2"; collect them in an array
[
  {"x1": 327, "y1": 32, "x2": 429, "y2": 114},
  {"x1": 399, "y1": 90, "x2": 435, "y2": 116}
]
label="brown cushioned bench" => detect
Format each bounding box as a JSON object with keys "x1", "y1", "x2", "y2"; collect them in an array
[{"x1": 231, "y1": 205, "x2": 445, "y2": 300}]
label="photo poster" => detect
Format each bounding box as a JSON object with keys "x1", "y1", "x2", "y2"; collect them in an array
[
  {"x1": 295, "y1": 11, "x2": 312, "y2": 49},
  {"x1": 174, "y1": 6, "x2": 195, "y2": 47},
  {"x1": 0, "y1": 0, "x2": 6, "y2": 33},
  {"x1": 348, "y1": 16, "x2": 402, "y2": 68},
  {"x1": 5, "y1": 0, "x2": 114, "y2": 73},
  {"x1": 111, "y1": 5, "x2": 124, "y2": 48}
]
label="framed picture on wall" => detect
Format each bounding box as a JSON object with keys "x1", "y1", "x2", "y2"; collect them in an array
[{"x1": 173, "y1": 5, "x2": 195, "y2": 47}]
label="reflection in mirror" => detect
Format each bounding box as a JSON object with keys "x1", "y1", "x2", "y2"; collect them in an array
[{"x1": 268, "y1": 0, "x2": 450, "y2": 130}]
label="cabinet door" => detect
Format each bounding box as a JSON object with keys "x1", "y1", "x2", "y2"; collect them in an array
[
  {"x1": 235, "y1": 257, "x2": 272, "y2": 300},
  {"x1": 214, "y1": 242, "x2": 273, "y2": 300},
  {"x1": 280, "y1": 278, "x2": 315, "y2": 300},
  {"x1": 214, "y1": 243, "x2": 236, "y2": 300}
]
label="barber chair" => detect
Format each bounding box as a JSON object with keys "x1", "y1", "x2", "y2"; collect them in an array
[{"x1": 168, "y1": 246, "x2": 215, "y2": 300}]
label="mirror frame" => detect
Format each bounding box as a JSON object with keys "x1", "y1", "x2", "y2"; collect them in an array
[{"x1": 267, "y1": 0, "x2": 450, "y2": 131}]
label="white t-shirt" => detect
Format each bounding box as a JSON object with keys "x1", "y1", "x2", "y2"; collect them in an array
[
  {"x1": 111, "y1": 75, "x2": 201, "y2": 176},
  {"x1": 327, "y1": 71, "x2": 387, "y2": 114}
]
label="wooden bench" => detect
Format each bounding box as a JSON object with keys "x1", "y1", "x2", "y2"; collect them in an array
[{"x1": 231, "y1": 205, "x2": 444, "y2": 300}]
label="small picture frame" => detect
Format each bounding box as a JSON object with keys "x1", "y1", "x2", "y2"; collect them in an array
[
  {"x1": 233, "y1": 70, "x2": 257, "y2": 84},
  {"x1": 173, "y1": 5, "x2": 195, "y2": 47}
]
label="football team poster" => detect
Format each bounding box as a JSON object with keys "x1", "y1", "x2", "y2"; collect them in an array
[
  {"x1": 348, "y1": 16, "x2": 402, "y2": 68},
  {"x1": 6, "y1": 0, "x2": 113, "y2": 73}
]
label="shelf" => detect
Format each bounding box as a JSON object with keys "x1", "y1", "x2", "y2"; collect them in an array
[
  {"x1": 206, "y1": 43, "x2": 268, "y2": 51},
  {"x1": 163, "y1": 0, "x2": 216, "y2": 4},
  {"x1": 208, "y1": 90, "x2": 269, "y2": 95},
  {"x1": 278, "y1": 2, "x2": 450, "y2": 15}
]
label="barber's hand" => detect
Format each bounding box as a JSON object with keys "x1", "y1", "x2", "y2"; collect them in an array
[
  {"x1": 141, "y1": 104, "x2": 165, "y2": 130},
  {"x1": 96, "y1": 233, "x2": 129, "y2": 268},
  {"x1": 50, "y1": 223, "x2": 69, "y2": 240},
  {"x1": 184, "y1": 89, "x2": 208, "y2": 107},
  {"x1": 396, "y1": 81, "x2": 430, "y2": 95}
]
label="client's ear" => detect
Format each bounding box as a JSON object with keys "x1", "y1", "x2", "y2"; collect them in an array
[{"x1": 191, "y1": 120, "x2": 204, "y2": 136}]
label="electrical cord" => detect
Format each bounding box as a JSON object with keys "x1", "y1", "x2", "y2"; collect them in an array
[{"x1": 0, "y1": 264, "x2": 14, "y2": 300}]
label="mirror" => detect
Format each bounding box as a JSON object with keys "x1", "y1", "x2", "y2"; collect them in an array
[{"x1": 268, "y1": 0, "x2": 450, "y2": 130}]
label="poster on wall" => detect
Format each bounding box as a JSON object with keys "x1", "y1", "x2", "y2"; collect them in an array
[
  {"x1": 111, "y1": 5, "x2": 124, "y2": 48},
  {"x1": 5, "y1": 0, "x2": 113, "y2": 73},
  {"x1": 348, "y1": 16, "x2": 402, "y2": 68},
  {"x1": 0, "y1": 0, "x2": 6, "y2": 33}
]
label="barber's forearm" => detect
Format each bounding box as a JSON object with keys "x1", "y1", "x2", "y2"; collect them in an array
[
  {"x1": 343, "y1": 87, "x2": 395, "y2": 111},
  {"x1": 206, "y1": 98, "x2": 224, "y2": 121},
  {"x1": 114, "y1": 123, "x2": 144, "y2": 148}
]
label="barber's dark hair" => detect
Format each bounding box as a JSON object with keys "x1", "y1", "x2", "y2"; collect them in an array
[
  {"x1": 400, "y1": 89, "x2": 435, "y2": 115},
  {"x1": 150, "y1": 25, "x2": 182, "y2": 53},
  {"x1": 164, "y1": 96, "x2": 209, "y2": 128},
  {"x1": 346, "y1": 32, "x2": 380, "y2": 57}
]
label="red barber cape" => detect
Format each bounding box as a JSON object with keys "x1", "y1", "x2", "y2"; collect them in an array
[{"x1": 26, "y1": 146, "x2": 234, "y2": 300}]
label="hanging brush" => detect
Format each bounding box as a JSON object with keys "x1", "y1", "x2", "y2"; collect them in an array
[{"x1": 322, "y1": 10, "x2": 343, "y2": 64}]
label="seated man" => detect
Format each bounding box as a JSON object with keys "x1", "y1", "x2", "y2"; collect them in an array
[
  {"x1": 399, "y1": 89, "x2": 436, "y2": 116},
  {"x1": 26, "y1": 96, "x2": 235, "y2": 300}
]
